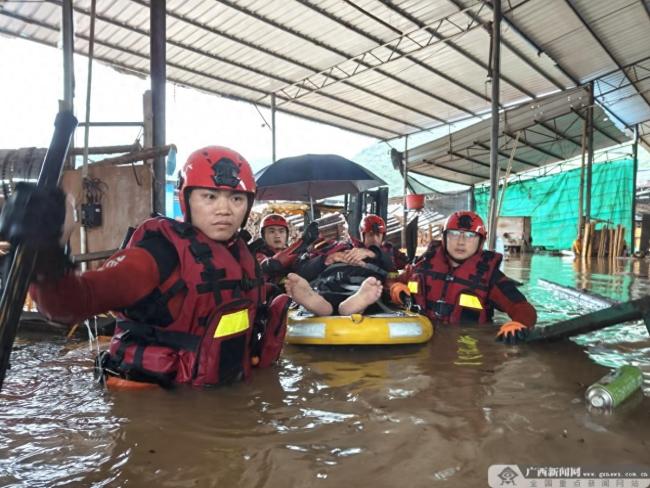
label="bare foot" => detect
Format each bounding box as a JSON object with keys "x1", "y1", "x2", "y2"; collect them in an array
[
  {"x1": 338, "y1": 276, "x2": 383, "y2": 315},
  {"x1": 285, "y1": 273, "x2": 333, "y2": 316}
]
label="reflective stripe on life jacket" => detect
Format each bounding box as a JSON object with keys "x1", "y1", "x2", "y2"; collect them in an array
[
  {"x1": 411, "y1": 242, "x2": 502, "y2": 324},
  {"x1": 105, "y1": 216, "x2": 264, "y2": 387}
]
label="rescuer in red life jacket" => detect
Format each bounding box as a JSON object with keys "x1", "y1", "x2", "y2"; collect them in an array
[
  {"x1": 259, "y1": 214, "x2": 289, "y2": 253},
  {"x1": 390, "y1": 211, "x2": 537, "y2": 343},
  {"x1": 252, "y1": 213, "x2": 318, "y2": 287},
  {"x1": 284, "y1": 214, "x2": 401, "y2": 316},
  {"x1": 11, "y1": 146, "x2": 294, "y2": 388},
  {"x1": 355, "y1": 214, "x2": 409, "y2": 272}
]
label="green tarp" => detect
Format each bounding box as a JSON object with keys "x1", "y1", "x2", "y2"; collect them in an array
[{"x1": 474, "y1": 159, "x2": 633, "y2": 251}]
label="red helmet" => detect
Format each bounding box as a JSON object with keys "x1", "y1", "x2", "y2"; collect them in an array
[
  {"x1": 177, "y1": 146, "x2": 256, "y2": 223},
  {"x1": 261, "y1": 213, "x2": 289, "y2": 233},
  {"x1": 443, "y1": 211, "x2": 487, "y2": 238},
  {"x1": 359, "y1": 214, "x2": 386, "y2": 235}
]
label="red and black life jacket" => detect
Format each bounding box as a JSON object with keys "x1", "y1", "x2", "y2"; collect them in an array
[
  {"x1": 105, "y1": 217, "x2": 268, "y2": 388},
  {"x1": 411, "y1": 242, "x2": 502, "y2": 324},
  {"x1": 254, "y1": 243, "x2": 275, "y2": 264}
]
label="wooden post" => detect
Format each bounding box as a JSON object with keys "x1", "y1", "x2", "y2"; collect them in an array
[{"x1": 619, "y1": 225, "x2": 624, "y2": 257}]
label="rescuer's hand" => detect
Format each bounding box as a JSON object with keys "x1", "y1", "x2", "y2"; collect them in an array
[
  {"x1": 0, "y1": 182, "x2": 76, "y2": 279},
  {"x1": 389, "y1": 282, "x2": 410, "y2": 305},
  {"x1": 496, "y1": 321, "x2": 529, "y2": 344},
  {"x1": 0, "y1": 182, "x2": 69, "y2": 247}
]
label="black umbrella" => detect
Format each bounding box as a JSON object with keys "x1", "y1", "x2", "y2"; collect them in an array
[{"x1": 255, "y1": 154, "x2": 386, "y2": 202}]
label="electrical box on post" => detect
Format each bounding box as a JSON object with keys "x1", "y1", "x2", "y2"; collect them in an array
[
  {"x1": 81, "y1": 177, "x2": 108, "y2": 228},
  {"x1": 81, "y1": 203, "x2": 102, "y2": 228}
]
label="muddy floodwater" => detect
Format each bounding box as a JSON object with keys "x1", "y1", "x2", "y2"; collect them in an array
[{"x1": 1, "y1": 255, "x2": 649, "y2": 487}]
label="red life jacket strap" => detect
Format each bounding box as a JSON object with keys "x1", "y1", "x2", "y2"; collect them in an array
[{"x1": 117, "y1": 320, "x2": 201, "y2": 351}]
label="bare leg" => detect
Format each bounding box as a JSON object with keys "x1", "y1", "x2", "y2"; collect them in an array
[
  {"x1": 285, "y1": 273, "x2": 333, "y2": 316},
  {"x1": 338, "y1": 277, "x2": 383, "y2": 315}
]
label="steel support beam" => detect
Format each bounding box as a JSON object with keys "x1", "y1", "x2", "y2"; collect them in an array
[
  {"x1": 424, "y1": 161, "x2": 486, "y2": 180},
  {"x1": 570, "y1": 108, "x2": 622, "y2": 145},
  {"x1": 449, "y1": 150, "x2": 491, "y2": 168},
  {"x1": 493, "y1": 3, "x2": 580, "y2": 86},
  {"x1": 535, "y1": 120, "x2": 582, "y2": 149},
  {"x1": 631, "y1": 124, "x2": 639, "y2": 253},
  {"x1": 474, "y1": 142, "x2": 537, "y2": 168},
  {"x1": 504, "y1": 130, "x2": 564, "y2": 161},
  {"x1": 445, "y1": 0, "x2": 565, "y2": 90},
  {"x1": 126, "y1": 0, "x2": 437, "y2": 127},
  {"x1": 150, "y1": 0, "x2": 166, "y2": 215},
  {"x1": 487, "y1": 0, "x2": 501, "y2": 250},
  {"x1": 566, "y1": 0, "x2": 650, "y2": 111},
  {"x1": 216, "y1": 0, "x2": 477, "y2": 119},
  {"x1": 64, "y1": 1, "x2": 425, "y2": 131},
  {"x1": 307, "y1": 0, "x2": 489, "y2": 106},
  {"x1": 585, "y1": 83, "x2": 595, "y2": 222},
  {"x1": 377, "y1": 0, "x2": 537, "y2": 100},
  {"x1": 61, "y1": 0, "x2": 74, "y2": 114},
  {"x1": 271, "y1": 94, "x2": 276, "y2": 163}
]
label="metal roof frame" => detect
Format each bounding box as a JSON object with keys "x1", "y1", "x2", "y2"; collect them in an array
[
  {"x1": 0, "y1": 0, "x2": 648, "y2": 147},
  {"x1": 405, "y1": 86, "x2": 631, "y2": 186}
]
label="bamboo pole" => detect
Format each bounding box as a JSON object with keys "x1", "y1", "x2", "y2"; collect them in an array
[
  {"x1": 618, "y1": 226, "x2": 626, "y2": 256},
  {"x1": 581, "y1": 221, "x2": 590, "y2": 259},
  {"x1": 598, "y1": 227, "x2": 605, "y2": 258},
  {"x1": 587, "y1": 221, "x2": 596, "y2": 258},
  {"x1": 496, "y1": 131, "x2": 520, "y2": 221}
]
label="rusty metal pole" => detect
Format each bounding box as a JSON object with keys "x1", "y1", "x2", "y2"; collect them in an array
[
  {"x1": 401, "y1": 135, "x2": 409, "y2": 249},
  {"x1": 61, "y1": 0, "x2": 74, "y2": 115},
  {"x1": 631, "y1": 124, "x2": 639, "y2": 254},
  {"x1": 271, "y1": 94, "x2": 277, "y2": 163},
  {"x1": 150, "y1": 0, "x2": 166, "y2": 215},
  {"x1": 585, "y1": 82, "x2": 594, "y2": 223},
  {"x1": 487, "y1": 0, "x2": 502, "y2": 251},
  {"x1": 61, "y1": 0, "x2": 75, "y2": 170},
  {"x1": 577, "y1": 116, "x2": 587, "y2": 240}
]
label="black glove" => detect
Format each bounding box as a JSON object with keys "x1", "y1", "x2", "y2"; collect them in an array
[
  {"x1": 302, "y1": 221, "x2": 319, "y2": 246},
  {"x1": 0, "y1": 182, "x2": 71, "y2": 279},
  {"x1": 0, "y1": 182, "x2": 66, "y2": 248},
  {"x1": 495, "y1": 321, "x2": 529, "y2": 345},
  {"x1": 260, "y1": 222, "x2": 320, "y2": 275}
]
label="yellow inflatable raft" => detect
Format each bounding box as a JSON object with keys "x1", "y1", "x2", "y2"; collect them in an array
[{"x1": 286, "y1": 310, "x2": 433, "y2": 346}]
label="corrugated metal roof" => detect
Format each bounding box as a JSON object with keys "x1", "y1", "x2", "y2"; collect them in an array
[
  {"x1": 0, "y1": 0, "x2": 648, "y2": 144},
  {"x1": 405, "y1": 86, "x2": 630, "y2": 185}
]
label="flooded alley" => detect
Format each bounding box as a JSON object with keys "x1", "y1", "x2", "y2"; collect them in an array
[{"x1": 1, "y1": 255, "x2": 648, "y2": 487}]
